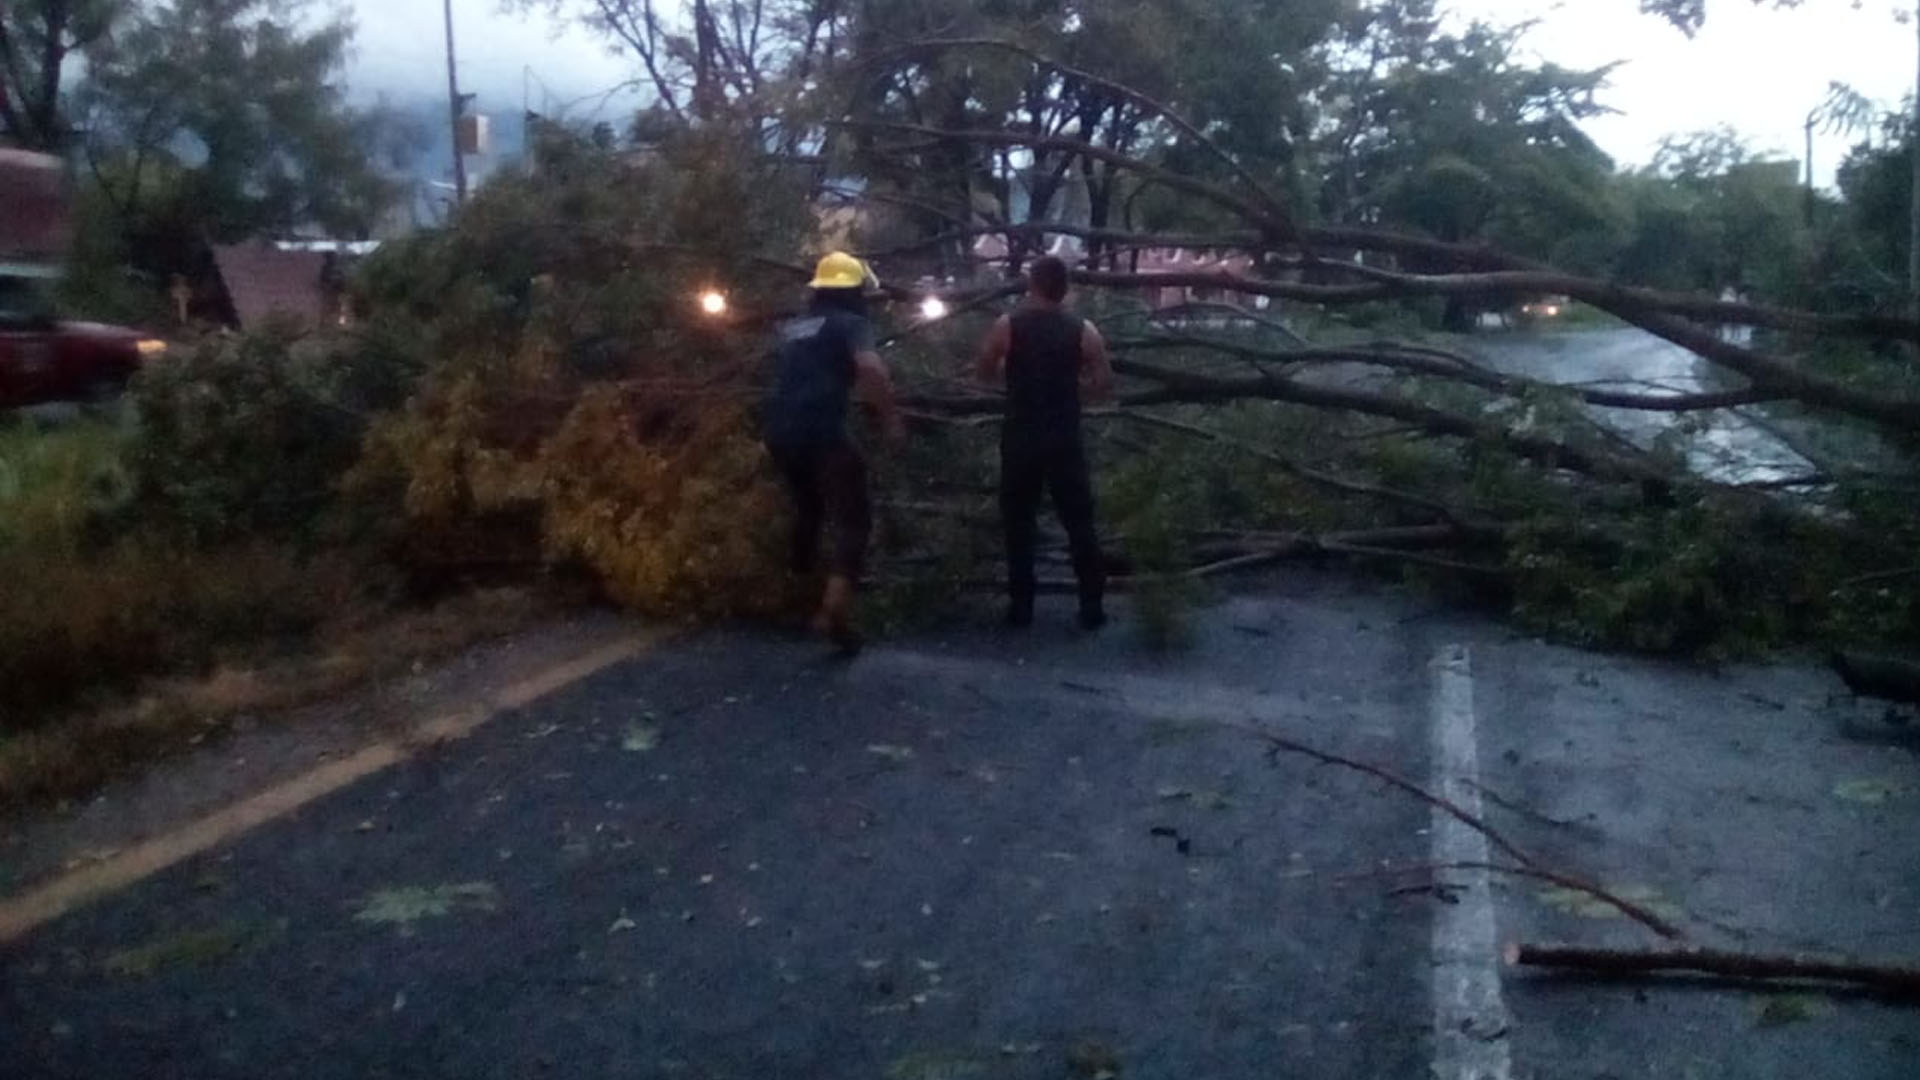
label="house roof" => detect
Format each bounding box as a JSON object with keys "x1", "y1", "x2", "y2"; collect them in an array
[{"x1": 212, "y1": 241, "x2": 332, "y2": 328}]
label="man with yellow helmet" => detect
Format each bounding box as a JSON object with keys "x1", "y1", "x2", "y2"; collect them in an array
[{"x1": 761, "y1": 251, "x2": 905, "y2": 654}]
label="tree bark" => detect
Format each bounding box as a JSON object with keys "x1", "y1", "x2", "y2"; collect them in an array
[{"x1": 1507, "y1": 942, "x2": 1920, "y2": 996}]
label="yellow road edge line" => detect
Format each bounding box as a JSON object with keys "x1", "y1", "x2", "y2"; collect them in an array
[{"x1": 0, "y1": 631, "x2": 665, "y2": 945}]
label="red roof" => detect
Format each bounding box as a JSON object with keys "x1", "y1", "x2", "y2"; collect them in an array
[
  {"x1": 0, "y1": 148, "x2": 69, "y2": 266},
  {"x1": 212, "y1": 242, "x2": 332, "y2": 328}
]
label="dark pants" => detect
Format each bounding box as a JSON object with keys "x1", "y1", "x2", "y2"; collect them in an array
[
  {"x1": 1001, "y1": 437, "x2": 1104, "y2": 609},
  {"x1": 769, "y1": 440, "x2": 870, "y2": 580}
]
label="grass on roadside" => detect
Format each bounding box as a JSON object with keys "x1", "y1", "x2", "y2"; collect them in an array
[
  {"x1": 0, "y1": 585, "x2": 551, "y2": 811},
  {"x1": 0, "y1": 415, "x2": 358, "y2": 725},
  {"x1": 0, "y1": 415, "x2": 558, "y2": 809}
]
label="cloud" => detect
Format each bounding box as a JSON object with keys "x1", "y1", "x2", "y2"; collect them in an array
[{"x1": 344, "y1": 0, "x2": 639, "y2": 116}]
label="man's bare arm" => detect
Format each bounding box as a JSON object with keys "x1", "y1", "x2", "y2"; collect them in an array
[
  {"x1": 1080, "y1": 320, "x2": 1114, "y2": 403},
  {"x1": 854, "y1": 350, "x2": 907, "y2": 443},
  {"x1": 975, "y1": 314, "x2": 1012, "y2": 385}
]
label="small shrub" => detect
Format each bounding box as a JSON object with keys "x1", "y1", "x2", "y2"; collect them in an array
[{"x1": 127, "y1": 323, "x2": 420, "y2": 544}]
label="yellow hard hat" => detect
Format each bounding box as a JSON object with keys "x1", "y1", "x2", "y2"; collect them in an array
[{"x1": 809, "y1": 251, "x2": 877, "y2": 291}]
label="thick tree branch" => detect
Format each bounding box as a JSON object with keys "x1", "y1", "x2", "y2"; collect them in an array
[
  {"x1": 1507, "y1": 942, "x2": 1920, "y2": 996},
  {"x1": 1106, "y1": 356, "x2": 1671, "y2": 486},
  {"x1": 839, "y1": 125, "x2": 1920, "y2": 434},
  {"x1": 850, "y1": 181, "x2": 1920, "y2": 346},
  {"x1": 1115, "y1": 335, "x2": 1783, "y2": 414},
  {"x1": 1335, "y1": 260, "x2": 1920, "y2": 345}
]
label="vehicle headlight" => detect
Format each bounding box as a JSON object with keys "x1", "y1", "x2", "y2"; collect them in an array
[{"x1": 136, "y1": 339, "x2": 167, "y2": 357}]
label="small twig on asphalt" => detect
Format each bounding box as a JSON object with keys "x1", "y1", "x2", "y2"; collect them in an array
[
  {"x1": 1327, "y1": 860, "x2": 1686, "y2": 940},
  {"x1": 1444, "y1": 862, "x2": 1685, "y2": 940},
  {"x1": 1461, "y1": 778, "x2": 1593, "y2": 830},
  {"x1": 1227, "y1": 720, "x2": 1689, "y2": 940},
  {"x1": 1241, "y1": 724, "x2": 1535, "y2": 866}
]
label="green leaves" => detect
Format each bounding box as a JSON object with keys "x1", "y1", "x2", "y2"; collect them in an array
[
  {"x1": 1833, "y1": 778, "x2": 1907, "y2": 805},
  {"x1": 80, "y1": 0, "x2": 402, "y2": 244},
  {"x1": 1535, "y1": 883, "x2": 1683, "y2": 923},
  {"x1": 352, "y1": 882, "x2": 500, "y2": 928},
  {"x1": 102, "y1": 920, "x2": 278, "y2": 977},
  {"x1": 1752, "y1": 993, "x2": 1835, "y2": 1028}
]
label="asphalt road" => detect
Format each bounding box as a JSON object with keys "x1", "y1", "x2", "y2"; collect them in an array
[
  {"x1": 3, "y1": 570, "x2": 1918, "y2": 1079},
  {"x1": 1463, "y1": 328, "x2": 1812, "y2": 484}
]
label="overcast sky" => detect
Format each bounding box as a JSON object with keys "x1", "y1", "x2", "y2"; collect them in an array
[{"x1": 346, "y1": 0, "x2": 1918, "y2": 185}]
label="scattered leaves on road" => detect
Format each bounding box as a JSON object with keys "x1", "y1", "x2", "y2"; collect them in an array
[
  {"x1": 622, "y1": 724, "x2": 660, "y2": 752},
  {"x1": 886, "y1": 1050, "x2": 988, "y2": 1079},
  {"x1": 1156, "y1": 785, "x2": 1233, "y2": 810},
  {"x1": 1067, "y1": 1039, "x2": 1123, "y2": 1079},
  {"x1": 867, "y1": 744, "x2": 916, "y2": 763},
  {"x1": 1752, "y1": 994, "x2": 1835, "y2": 1028},
  {"x1": 352, "y1": 882, "x2": 500, "y2": 928},
  {"x1": 102, "y1": 921, "x2": 275, "y2": 978},
  {"x1": 1535, "y1": 883, "x2": 1682, "y2": 922},
  {"x1": 608, "y1": 913, "x2": 637, "y2": 934},
  {"x1": 1833, "y1": 778, "x2": 1906, "y2": 805}
]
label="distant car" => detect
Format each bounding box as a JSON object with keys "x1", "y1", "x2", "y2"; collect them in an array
[
  {"x1": 1520, "y1": 296, "x2": 1569, "y2": 319},
  {"x1": 0, "y1": 274, "x2": 165, "y2": 409}
]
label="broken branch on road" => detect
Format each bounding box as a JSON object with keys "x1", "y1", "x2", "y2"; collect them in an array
[{"x1": 1506, "y1": 942, "x2": 1920, "y2": 997}]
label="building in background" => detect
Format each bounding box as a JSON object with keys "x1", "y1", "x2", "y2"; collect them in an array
[{"x1": 209, "y1": 240, "x2": 380, "y2": 331}]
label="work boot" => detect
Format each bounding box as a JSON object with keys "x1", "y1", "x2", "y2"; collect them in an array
[
  {"x1": 816, "y1": 575, "x2": 864, "y2": 657},
  {"x1": 1077, "y1": 597, "x2": 1107, "y2": 631},
  {"x1": 1006, "y1": 593, "x2": 1034, "y2": 629}
]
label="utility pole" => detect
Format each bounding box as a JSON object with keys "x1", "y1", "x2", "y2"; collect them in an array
[
  {"x1": 1804, "y1": 112, "x2": 1817, "y2": 228},
  {"x1": 1910, "y1": 0, "x2": 1920, "y2": 322},
  {"x1": 444, "y1": 0, "x2": 468, "y2": 204}
]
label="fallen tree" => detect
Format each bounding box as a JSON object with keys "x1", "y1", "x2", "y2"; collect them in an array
[{"x1": 803, "y1": 36, "x2": 1920, "y2": 657}]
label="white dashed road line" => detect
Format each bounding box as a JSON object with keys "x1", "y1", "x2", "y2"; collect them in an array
[{"x1": 1429, "y1": 644, "x2": 1513, "y2": 1080}]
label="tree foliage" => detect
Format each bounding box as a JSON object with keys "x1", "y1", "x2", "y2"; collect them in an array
[
  {"x1": 3, "y1": 1, "x2": 420, "y2": 315},
  {"x1": 347, "y1": 125, "x2": 816, "y2": 617}
]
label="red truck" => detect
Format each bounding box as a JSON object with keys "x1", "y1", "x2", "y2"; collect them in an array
[{"x1": 1, "y1": 148, "x2": 164, "y2": 409}]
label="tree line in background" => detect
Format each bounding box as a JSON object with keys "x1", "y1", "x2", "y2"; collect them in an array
[
  {"x1": 0, "y1": 0, "x2": 428, "y2": 322},
  {"x1": 535, "y1": 0, "x2": 1920, "y2": 321},
  {"x1": 2, "y1": 0, "x2": 1914, "y2": 328}
]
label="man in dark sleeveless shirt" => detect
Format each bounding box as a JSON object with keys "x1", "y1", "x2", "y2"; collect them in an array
[
  {"x1": 763, "y1": 252, "x2": 905, "y2": 653},
  {"x1": 975, "y1": 255, "x2": 1114, "y2": 629}
]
